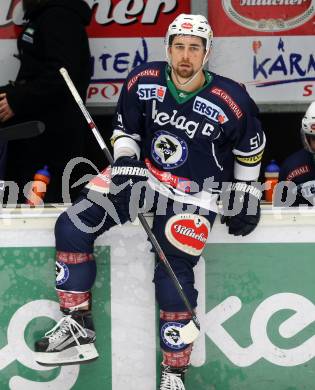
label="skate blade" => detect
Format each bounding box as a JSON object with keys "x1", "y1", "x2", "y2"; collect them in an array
[{"x1": 35, "y1": 343, "x2": 99, "y2": 366}]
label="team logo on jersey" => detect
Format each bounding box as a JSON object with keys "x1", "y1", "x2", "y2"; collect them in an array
[
  {"x1": 137, "y1": 84, "x2": 166, "y2": 102},
  {"x1": 151, "y1": 131, "x2": 188, "y2": 169},
  {"x1": 56, "y1": 261, "x2": 69, "y2": 286},
  {"x1": 193, "y1": 96, "x2": 228, "y2": 124},
  {"x1": 165, "y1": 214, "x2": 210, "y2": 256},
  {"x1": 161, "y1": 322, "x2": 186, "y2": 349}
]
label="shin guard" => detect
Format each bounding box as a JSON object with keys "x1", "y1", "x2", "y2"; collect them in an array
[{"x1": 55, "y1": 251, "x2": 96, "y2": 311}]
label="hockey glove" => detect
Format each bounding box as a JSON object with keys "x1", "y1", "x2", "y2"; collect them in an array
[
  {"x1": 108, "y1": 156, "x2": 149, "y2": 221},
  {"x1": 221, "y1": 182, "x2": 261, "y2": 236}
]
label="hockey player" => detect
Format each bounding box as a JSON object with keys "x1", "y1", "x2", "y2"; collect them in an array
[
  {"x1": 34, "y1": 14, "x2": 265, "y2": 390},
  {"x1": 278, "y1": 101, "x2": 315, "y2": 206}
]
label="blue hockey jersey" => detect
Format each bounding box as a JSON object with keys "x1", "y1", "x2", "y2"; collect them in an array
[
  {"x1": 279, "y1": 148, "x2": 315, "y2": 206},
  {"x1": 111, "y1": 61, "x2": 265, "y2": 211}
]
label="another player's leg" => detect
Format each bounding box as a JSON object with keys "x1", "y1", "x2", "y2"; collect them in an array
[{"x1": 153, "y1": 203, "x2": 215, "y2": 389}]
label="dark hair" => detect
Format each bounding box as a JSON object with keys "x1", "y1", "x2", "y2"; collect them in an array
[{"x1": 169, "y1": 34, "x2": 207, "y2": 50}]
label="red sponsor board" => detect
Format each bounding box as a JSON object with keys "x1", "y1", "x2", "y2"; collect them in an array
[
  {"x1": 208, "y1": 0, "x2": 315, "y2": 36},
  {"x1": 0, "y1": 0, "x2": 21, "y2": 38},
  {"x1": 0, "y1": 0, "x2": 190, "y2": 39}
]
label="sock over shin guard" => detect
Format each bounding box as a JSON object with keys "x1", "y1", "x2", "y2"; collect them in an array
[
  {"x1": 160, "y1": 310, "x2": 193, "y2": 367},
  {"x1": 55, "y1": 251, "x2": 97, "y2": 310}
]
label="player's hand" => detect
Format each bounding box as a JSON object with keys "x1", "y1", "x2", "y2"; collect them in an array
[
  {"x1": 221, "y1": 182, "x2": 261, "y2": 236},
  {"x1": 108, "y1": 156, "x2": 149, "y2": 220},
  {"x1": 0, "y1": 93, "x2": 14, "y2": 122}
]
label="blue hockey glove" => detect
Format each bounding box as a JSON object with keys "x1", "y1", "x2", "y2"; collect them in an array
[
  {"x1": 221, "y1": 182, "x2": 261, "y2": 236},
  {"x1": 108, "y1": 156, "x2": 149, "y2": 221}
]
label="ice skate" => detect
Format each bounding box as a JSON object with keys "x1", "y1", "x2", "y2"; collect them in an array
[
  {"x1": 159, "y1": 364, "x2": 187, "y2": 390},
  {"x1": 34, "y1": 310, "x2": 98, "y2": 366}
]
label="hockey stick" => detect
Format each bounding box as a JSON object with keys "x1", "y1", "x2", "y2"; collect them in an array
[
  {"x1": 0, "y1": 121, "x2": 45, "y2": 141},
  {"x1": 59, "y1": 67, "x2": 200, "y2": 344}
]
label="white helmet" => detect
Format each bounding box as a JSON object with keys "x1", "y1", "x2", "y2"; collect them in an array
[
  {"x1": 165, "y1": 14, "x2": 213, "y2": 52},
  {"x1": 301, "y1": 101, "x2": 315, "y2": 153}
]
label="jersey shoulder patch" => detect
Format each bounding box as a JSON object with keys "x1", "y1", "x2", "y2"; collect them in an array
[
  {"x1": 209, "y1": 74, "x2": 258, "y2": 117},
  {"x1": 126, "y1": 61, "x2": 166, "y2": 91}
]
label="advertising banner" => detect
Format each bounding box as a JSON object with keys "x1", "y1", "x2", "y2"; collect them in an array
[
  {"x1": 208, "y1": 0, "x2": 315, "y2": 104},
  {"x1": 1, "y1": 207, "x2": 315, "y2": 389},
  {"x1": 0, "y1": 0, "x2": 190, "y2": 106}
]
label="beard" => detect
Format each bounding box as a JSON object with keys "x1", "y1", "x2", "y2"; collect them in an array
[{"x1": 173, "y1": 63, "x2": 195, "y2": 79}]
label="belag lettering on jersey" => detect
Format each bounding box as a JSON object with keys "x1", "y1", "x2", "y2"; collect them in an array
[
  {"x1": 152, "y1": 101, "x2": 199, "y2": 139},
  {"x1": 137, "y1": 84, "x2": 166, "y2": 102},
  {"x1": 193, "y1": 96, "x2": 229, "y2": 124}
]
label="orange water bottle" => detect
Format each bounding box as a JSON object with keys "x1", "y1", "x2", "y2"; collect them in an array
[
  {"x1": 264, "y1": 160, "x2": 280, "y2": 203},
  {"x1": 26, "y1": 165, "x2": 51, "y2": 205}
]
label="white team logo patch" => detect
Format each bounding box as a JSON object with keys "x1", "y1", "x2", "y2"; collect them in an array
[
  {"x1": 193, "y1": 96, "x2": 228, "y2": 124},
  {"x1": 165, "y1": 214, "x2": 210, "y2": 256},
  {"x1": 56, "y1": 261, "x2": 69, "y2": 286},
  {"x1": 161, "y1": 322, "x2": 186, "y2": 349},
  {"x1": 137, "y1": 84, "x2": 166, "y2": 102},
  {"x1": 152, "y1": 131, "x2": 188, "y2": 169}
]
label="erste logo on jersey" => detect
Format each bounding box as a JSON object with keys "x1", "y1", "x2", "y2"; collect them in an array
[
  {"x1": 165, "y1": 214, "x2": 210, "y2": 256},
  {"x1": 193, "y1": 96, "x2": 228, "y2": 124},
  {"x1": 151, "y1": 131, "x2": 188, "y2": 169},
  {"x1": 137, "y1": 84, "x2": 166, "y2": 102},
  {"x1": 161, "y1": 322, "x2": 186, "y2": 350}
]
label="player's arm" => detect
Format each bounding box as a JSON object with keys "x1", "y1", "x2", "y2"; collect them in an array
[
  {"x1": 7, "y1": 8, "x2": 86, "y2": 115},
  {"x1": 110, "y1": 69, "x2": 146, "y2": 161},
  {"x1": 108, "y1": 69, "x2": 149, "y2": 220},
  {"x1": 221, "y1": 97, "x2": 266, "y2": 236}
]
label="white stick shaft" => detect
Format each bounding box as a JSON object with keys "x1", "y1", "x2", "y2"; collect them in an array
[{"x1": 59, "y1": 67, "x2": 108, "y2": 153}]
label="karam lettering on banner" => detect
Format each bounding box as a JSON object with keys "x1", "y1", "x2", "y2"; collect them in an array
[
  {"x1": 0, "y1": 0, "x2": 190, "y2": 38},
  {"x1": 208, "y1": 0, "x2": 315, "y2": 36},
  {"x1": 251, "y1": 37, "x2": 315, "y2": 92}
]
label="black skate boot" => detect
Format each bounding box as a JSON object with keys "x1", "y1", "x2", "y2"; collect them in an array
[
  {"x1": 34, "y1": 310, "x2": 99, "y2": 366},
  {"x1": 159, "y1": 364, "x2": 187, "y2": 390}
]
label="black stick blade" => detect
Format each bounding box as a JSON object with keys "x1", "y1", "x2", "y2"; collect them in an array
[{"x1": 0, "y1": 121, "x2": 45, "y2": 141}]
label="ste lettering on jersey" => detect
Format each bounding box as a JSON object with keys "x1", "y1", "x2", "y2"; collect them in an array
[{"x1": 112, "y1": 61, "x2": 265, "y2": 210}]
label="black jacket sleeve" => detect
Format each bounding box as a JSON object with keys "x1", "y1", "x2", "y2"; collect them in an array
[{"x1": 7, "y1": 6, "x2": 90, "y2": 115}]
